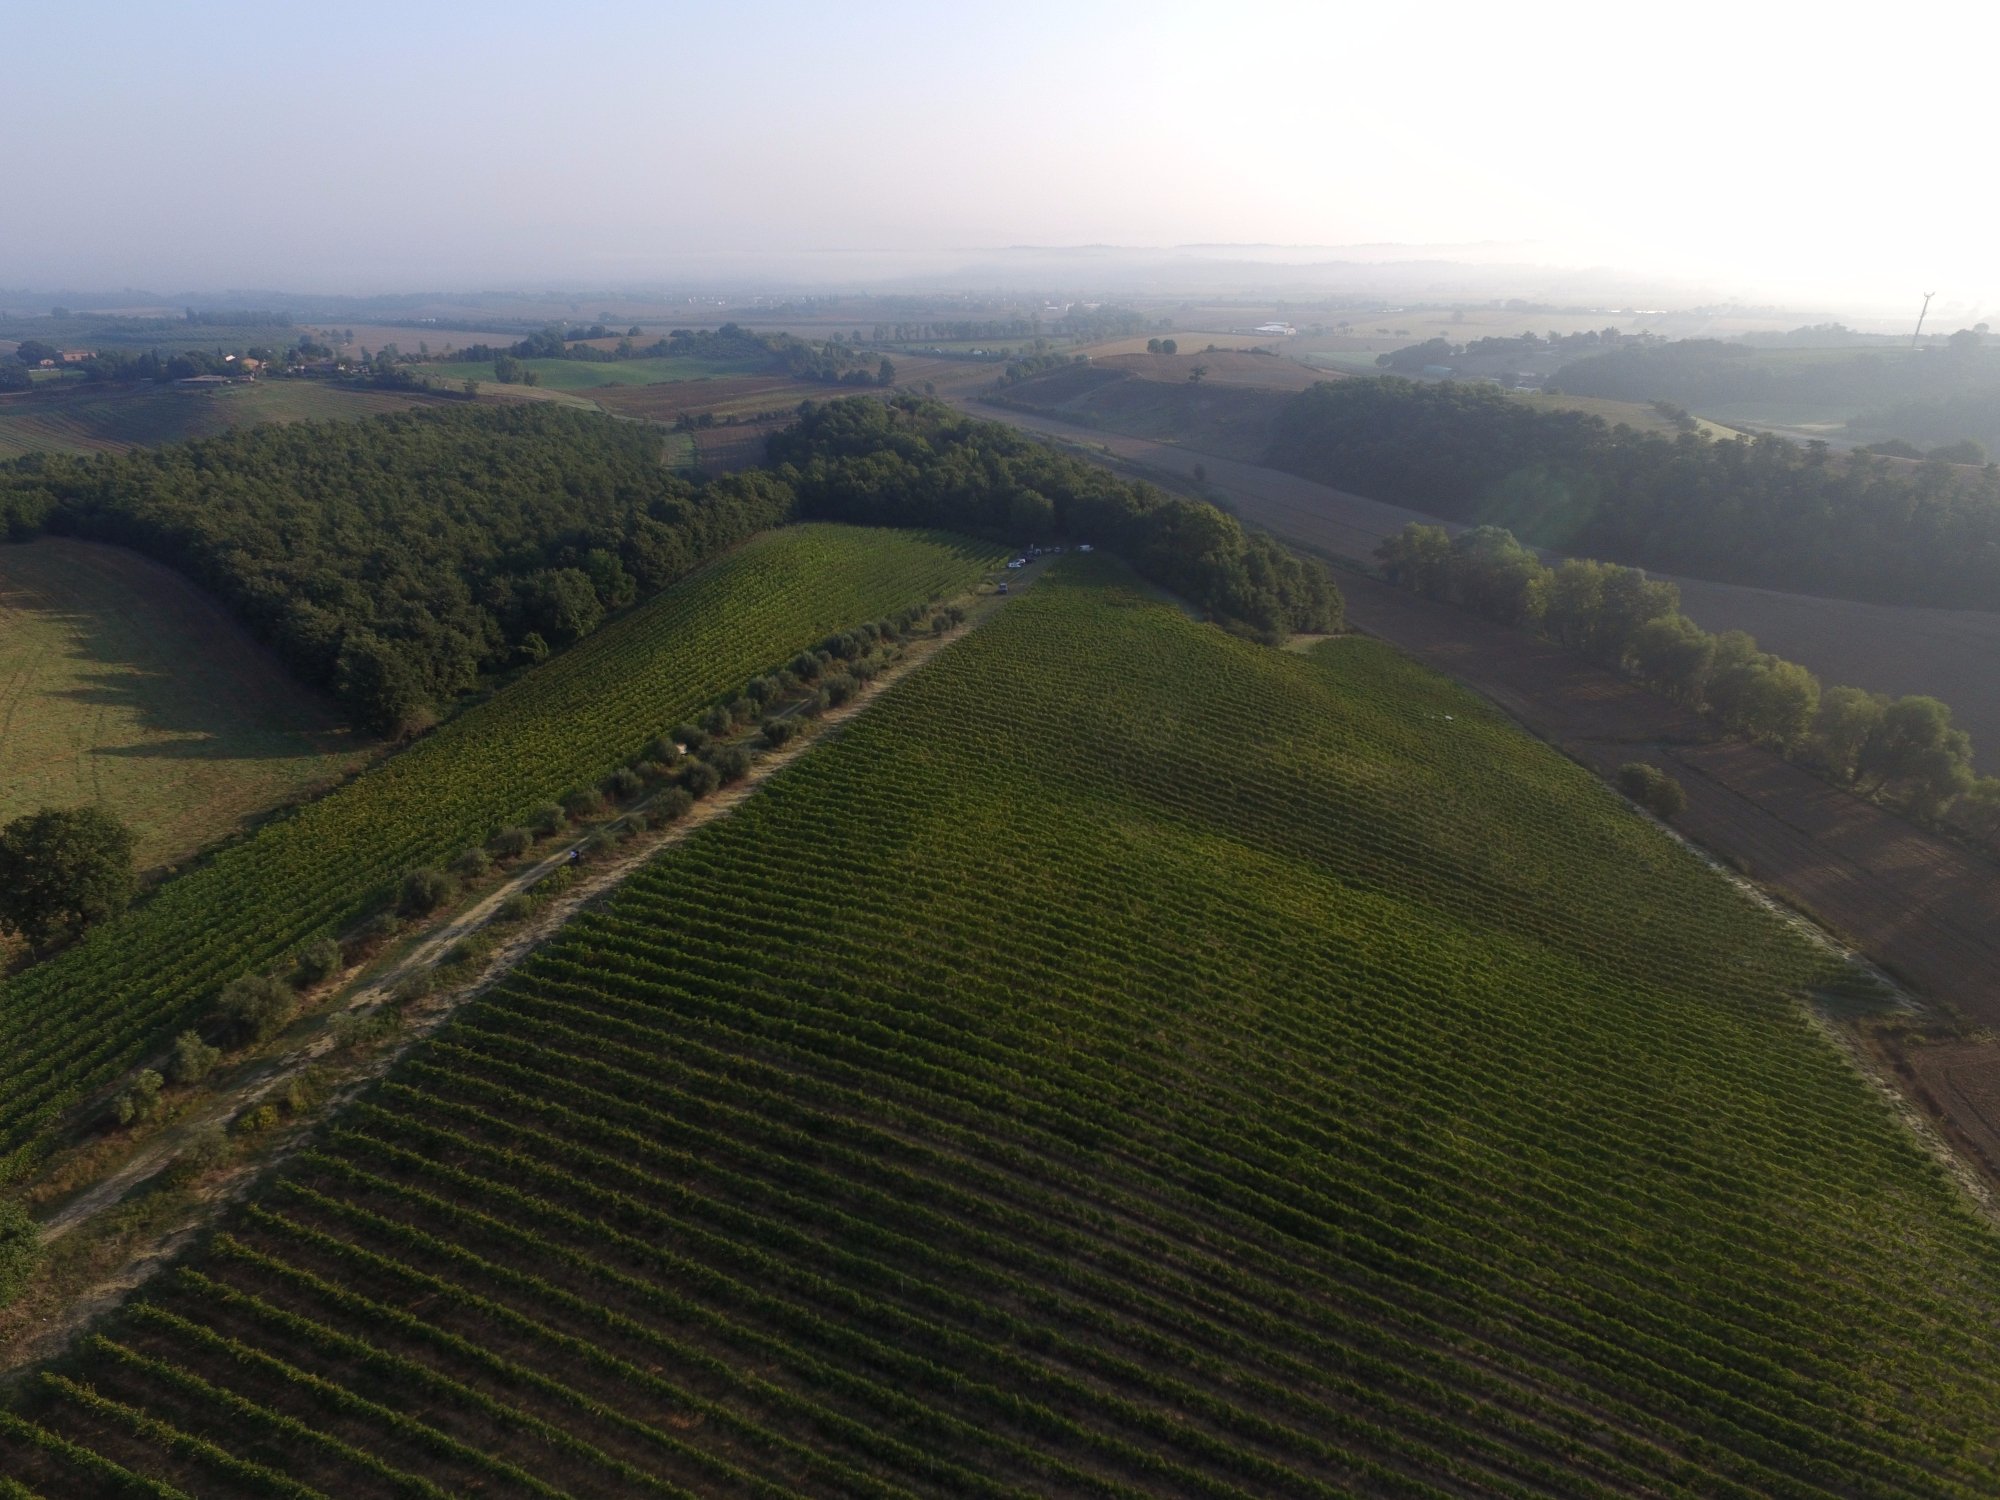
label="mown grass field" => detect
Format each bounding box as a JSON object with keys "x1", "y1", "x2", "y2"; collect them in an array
[
  {"x1": 13, "y1": 560, "x2": 2000, "y2": 1495},
  {"x1": 409, "y1": 355, "x2": 771, "y2": 392},
  {"x1": 0, "y1": 540, "x2": 368, "y2": 871},
  {"x1": 0, "y1": 382, "x2": 443, "y2": 461},
  {"x1": 0, "y1": 526, "x2": 994, "y2": 1186}
]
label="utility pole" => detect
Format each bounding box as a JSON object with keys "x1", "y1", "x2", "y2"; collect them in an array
[{"x1": 1913, "y1": 291, "x2": 1936, "y2": 347}]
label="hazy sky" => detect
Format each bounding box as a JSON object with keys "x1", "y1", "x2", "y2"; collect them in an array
[{"x1": 10, "y1": 0, "x2": 1998, "y2": 311}]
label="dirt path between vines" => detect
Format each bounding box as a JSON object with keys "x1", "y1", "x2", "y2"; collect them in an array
[{"x1": 6, "y1": 571, "x2": 1036, "y2": 1374}]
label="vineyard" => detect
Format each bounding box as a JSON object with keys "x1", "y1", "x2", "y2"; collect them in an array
[
  {"x1": 0, "y1": 525, "x2": 992, "y2": 1185},
  {"x1": 8, "y1": 557, "x2": 2000, "y2": 1494}
]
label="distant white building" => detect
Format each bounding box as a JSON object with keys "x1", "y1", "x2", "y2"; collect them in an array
[{"x1": 1254, "y1": 322, "x2": 1297, "y2": 336}]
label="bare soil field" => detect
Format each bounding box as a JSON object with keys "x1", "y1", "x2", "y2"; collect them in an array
[
  {"x1": 1094, "y1": 349, "x2": 1327, "y2": 391},
  {"x1": 0, "y1": 539, "x2": 372, "y2": 871},
  {"x1": 989, "y1": 366, "x2": 1300, "y2": 460},
  {"x1": 590, "y1": 374, "x2": 805, "y2": 423},
  {"x1": 690, "y1": 418, "x2": 788, "y2": 474},
  {"x1": 1898, "y1": 1041, "x2": 2000, "y2": 1181},
  {"x1": 968, "y1": 401, "x2": 2000, "y2": 772}
]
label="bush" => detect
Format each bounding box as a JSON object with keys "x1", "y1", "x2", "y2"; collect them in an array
[
  {"x1": 680, "y1": 760, "x2": 722, "y2": 799},
  {"x1": 112, "y1": 1069, "x2": 165, "y2": 1127},
  {"x1": 604, "y1": 766, "x2": 645, "y2": 801},
  {"x1": 745, "y1": 675, "x2": 777, "y2": 704},
  {"x1": 633, "y1": 759, "x2": 676, "y2": 785},
  {"x1": 351, "y1": 910, "x2": 401, "y2": 955},
  {"x1": 293, "y1": 937, "x2": 344, "y2": 988},
  {"x1": 762, "y1": 716, "x2": 798, "y2": 748},
  {"x1": 562, "y1": 788, "x2": 606, "y2": 820},
  {"x1": 642, "y1": 735, "x2": 682, "y2": 765},
  {"x1": 653, "y1": 788, "x2": 695, "y2": 823},
  {"x1": 728, "y1": 696, "x2": 758, "y2": 724},
  {"x1": 450, "y1": 847, "x2": 492, "y2": 881},
  {"x1": 1618, "y1": 762, "x2": 1688, "y2": 819},
  {"x1": 671, "y1": 721, "x2": 708, "y2": 754},
  {"x1": 488, "y1": 826, "x2": 534, "y2": 860},
  {"x1": 711, "y1": 745, "x2": 753, "y2": 784},
  {"x1": 216, "y1": 973, "x2": 298, "y2": 1046},
  {"x1": 160, "y1": 1126, "x2": 229, "y2": 1189},
  {"x1": 0, "y1": 1198, "x2": 40, "y2": 1308},
  {"x1": 822, "y1": 672, "x2": 859, "y2": 707},
  {"x1": 790, "y1": 650, "x2": 820, "y2": 681},
  {"x1": 233, "y1": 1103, "x2": 281, "y2": 1135},
  {"x1": 528, "y1": 803, "x2": 567, "y2": 837},
  {"x1": 583, "y1": 829, "x2": 617, "y2": 858},
  {"x1": 700, "y1": 706, "x2": 735, "y2": 738},
  {"x1": 398, "y1": 866, "x2": 456, "y2": 917},
  {"x1": 495, "y1": 892, "x2": 536, "y2": 923},
  {"x1": 165, "y1": 1029, "x2": 221, "y2": 1086}
]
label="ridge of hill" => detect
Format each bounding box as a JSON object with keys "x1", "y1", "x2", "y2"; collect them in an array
[{"x1": 11, "y1": 561, "x2": 2000, "y2": 1493}]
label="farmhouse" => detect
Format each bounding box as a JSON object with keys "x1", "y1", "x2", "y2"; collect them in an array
[{"x1": 59, "y1": 349, "x2": 94, "y2": 363}]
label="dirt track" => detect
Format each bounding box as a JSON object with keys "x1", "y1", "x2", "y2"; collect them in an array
[{"x1": 967, "y1": 399, "x2": 2000, "y2": 774}]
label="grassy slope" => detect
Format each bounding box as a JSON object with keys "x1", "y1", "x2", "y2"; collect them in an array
[
  {"x1": 13, "y1": 561, "x2": 2000, "y2": 1494},
  {"x1": 408, "y1": 354, "x2": 771, "y2": 392},
  {"x1": 0, "y1": 526, "x2": 995, "y2": 1184},
  {"x1": 0, "y1": 382, "x2": 442, "y2": 460},
  {"x1": 0, "y1": 539, "x2": 369, "y2": 870}
]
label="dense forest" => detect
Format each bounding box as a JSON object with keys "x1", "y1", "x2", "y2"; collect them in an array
[
  {"x1": 0, "y1": 406, "x2": 792, "y2": 733},
  {"x1": 1547, "y1": 334, "x2": 1997, "y2": 409},
  {"x1": 1549, "y1": 334, "x2": 2000, "y2": 451},
  {"x1": 771, "y1": 397, "x2": 1341, "y2": 637},
  {"x1": 1267, "y1": 378, "x2": 2000, "y2": 607},
  {"x1": 0, "y1": 397, "x2": 1333, "y2": 736}
]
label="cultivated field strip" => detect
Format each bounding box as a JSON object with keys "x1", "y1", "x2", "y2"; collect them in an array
[
  {"x1": 0, "y1": 525, "x2": 992, "y2": 1182},
  {"x1": 11, "y1": 560, "x2": 2000, "y2": 1494}
]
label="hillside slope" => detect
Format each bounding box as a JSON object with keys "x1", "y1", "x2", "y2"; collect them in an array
[
  {"x1": 11, "y1": 562, "x2": 2000, "y2": 1495},
  {"x1": 0, "y1": 526, "x2": 992, "y2": 1185}
]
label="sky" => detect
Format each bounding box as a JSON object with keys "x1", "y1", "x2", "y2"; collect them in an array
[{"x1": 9, "y1": 0, "x2": 2000, "y2": 315}]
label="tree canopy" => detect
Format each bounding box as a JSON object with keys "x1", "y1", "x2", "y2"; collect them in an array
[
  {"x1": 1269, "y1": 377, "x2": 2000, "y2": 608},
  {"x1": 0, "y1": 806, "x2": 137, "y2": 953},
  {"x1": 0, "y1": 405, "x2": 794, "y2": 732},
  {"x1": 770, "y1": 397, "x2": 1340, "y2": 639}
]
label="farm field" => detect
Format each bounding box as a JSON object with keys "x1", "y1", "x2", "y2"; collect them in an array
[
  {"x1": 0, "y1": 540, "x2": 369, "y2": 871},
  {"x1": 0, "y1": 525, "x2": 995, "y2": 1185},
  {"x1": 0, "y1": 382, "x2": 444, "y2": 461},
  {"x1": 13, "y1": 562, "x2": 2000, "y2": 1493},
  {"x1": 409, "y1": 355, "x2": 770, "y2": 392},
  {"x1": 589, "y1": 374, "x2": 809, "y2": 423},
  {"x1": 965, "y1": 400, "x2": 2000, "y2": 773}
]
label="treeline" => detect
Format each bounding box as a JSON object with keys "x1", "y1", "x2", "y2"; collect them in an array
[
  {"x1": 1377, "y1": 328, "x2": 1645, "y2": 371},
  {"x1": 769, "y1": 397, "x2": 1341, "y2": 639},
  {"x1": 1266, "y1": 377, "x2": 2000, "y2": 607},
  {"x1": 1549, "y1": 333, "x2": 2000, "y2": 412},
  {"x1": 0, "y1": 406, "x2": 792, "y2": 734},
  {"x1": 871, "y1": 319, "x2": 1037, "y2": 343},
  {"x1": 444, "y1": 321, "x2": 891, "y2": 387},
  {"x1": 1377, "y1": 522, "x2": 1999, "y2": 839}
]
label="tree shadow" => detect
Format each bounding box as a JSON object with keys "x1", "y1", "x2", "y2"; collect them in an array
[{"x1": 3, "y1": 545, "x2": 365, "y2": 765}]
